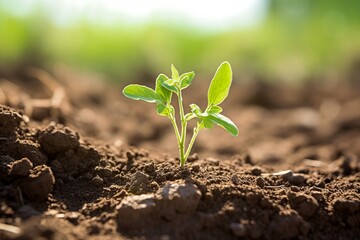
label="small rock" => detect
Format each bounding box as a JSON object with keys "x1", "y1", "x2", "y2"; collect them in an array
[
  {"x1": 206, "y1": 158, "x2": 219, "y2": 166},
  {"x1": 191, "y1": 164, "x2": 200, "y2": 173},
  {"x1": 284, "y1": 172, "x2": 306, "y2": 185},
  {"x1": 67, "y1": 212, "x2": 81, "y2": 225},
  {"x1": 256, "y1": 177, "x2": 266, "y2": 188},
  {"x1": 251, "y1": 166, "x2": 262, "y2": 176},
  {"x1": 230, "y1": 223, "x2": 246, "y2": 237},
  {"x1": 125, "y1": 150, "x2": 135, "y2": 163},
  {"x1": 158, "y1": 182, "x2": 201, "y2": 220},
  {"x1": 231, "y1": 175, "x2": 240, "y2": 185},
  {"x1": 92, "y1": 175, "x2": 104, "y2": 186},
  {"x1": 10, "y1": 158, "x2": 33, "y2": 177},
  {"x1": 187, "y1": 153, "x2": 199, "y2": 162},
  {"x1": 129, "y1": 171, "x2": 150, "y2": 194},
  {"x1": 144, "y1": 163, "x2": 155, "y2": 173}
]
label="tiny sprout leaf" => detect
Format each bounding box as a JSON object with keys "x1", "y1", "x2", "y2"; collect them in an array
[
  {"x1": 156, "y1": 103, "x2": 169, "y2": 116},
  {"x1": 123, "y1": 84, "x2": 161, "y2": 103},
  {"x1": 206, "y1": 113, "x2": 238, "y2": 136},
  {"x1": 171, "y1": 64, "x2": 180, "y2": 80},
  {"x1": 207, "y1": 61, "x2": 233, "y2": 107},
  {"x1": 207, "y1": 105, "x2": 223, "y2": 114},
  {"x1": 185, "y1": 113, "x2": 196, "y2": 121},
  {"x1": 180, "y1": 72, "x2": 195, "y2": 89},
  {"x1": 190, "y1": 104, "x2": 202, "y2": 116},
  {"x1": 155, "y1": 74, "x2": 172, "y2": 103},
  {"x1": 162, "y1": 79, "x2": 178, "y2": 93}
]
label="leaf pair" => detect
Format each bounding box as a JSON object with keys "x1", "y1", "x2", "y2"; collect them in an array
[
  {"x1": 188, "y1": 62, "x2": 238, "y2": 136},
  {"x1": 123, "y1": 74, "x2": 173, "y2": 117},
  {"x1": 190, "y1": 104, "x2": 238, "y2": 137}
]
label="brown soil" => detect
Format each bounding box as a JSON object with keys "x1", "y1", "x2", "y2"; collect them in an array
[{"x1": 0, "y1": 68, "x2": 359, "y2": 240}]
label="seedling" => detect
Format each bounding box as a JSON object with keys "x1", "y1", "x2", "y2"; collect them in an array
[{"x1": 123, "y1": 61, "x2": 238, "y2": 167}]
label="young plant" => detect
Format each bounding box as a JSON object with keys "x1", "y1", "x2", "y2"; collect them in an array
[{"x1": 123, "y1": 61, "x2": 238, "y2": 167}]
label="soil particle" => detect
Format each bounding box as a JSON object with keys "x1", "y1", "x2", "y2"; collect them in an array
[
  {"x1": 256, "y1": 177, "x2": 266, "y2": 188},
  {"x1": 128, "y1": 171, "x2": 150, "y2": 194},
  {"x1": 191, "y1": 163, "x2": 200, "y2": 173},
  {"x1": 38, "y1": 123, "x2": 80, "y2": 155},
  {"x1": 288, "y1": 192, "x2": 319, "y2": 219},
  {"x1": 231, "y1": 174, "x2": 240, "y2": 185},
  {"x1": 250, "y1": 166, "x2": 262, "y2": 176},
  {"x1": 18, "y1": 165, "x2": 55, "y2": 201},
  {"x1": 283, "y1": 171, "x2": 307, "y2": 185},
  {"x1": 9, "y1": 158, "x2": 33, "y2": 177}
]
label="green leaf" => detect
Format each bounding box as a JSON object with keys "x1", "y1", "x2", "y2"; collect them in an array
[
  {"x1": 161, "y1": 79, "x2": 178, "y2": 93},
  {"x1": 123, "y1": 84, "x2": 161, "y2": 103},
  {"x1": 171, "y1": 64, "x2": 179, "y2": 80},
  {"x1": 207, "y1": 105, "x2": 223, "y2": 114},
  {"x1": 156, "y1": 103, "x2": 167, "y2": 116},
  {"x1": 207, "y1": 61, "x2": 233, "y2": 106},
  {"x1": 206, "y1": 113, "x2": 238, "y2": 136},
  {"x1": 155, "y1": 74, "x2": 172, "y2": 103},
  {"x1": 203, "y1": 118, "x2": 214, "y2": 129},
  {"x1": 180, "y1": 72, "x2": 195, "y2": 89}
]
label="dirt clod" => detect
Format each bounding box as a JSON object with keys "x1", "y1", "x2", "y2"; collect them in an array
[
  {"x1": 0, "y1": 105, "x2": 23, "y2": 136},
  {"x1": 288, "y1": 192, "x2": 319, "y2": 219},
  {"x1": 38, "y1": 124, "x2": 80, "y2": 155},
  {"x1": 18, "y1": 165, "x2": 55, "y2": 201},
  {"x1": 10, "y1": 158, "x2": 33, "y2": 177}
]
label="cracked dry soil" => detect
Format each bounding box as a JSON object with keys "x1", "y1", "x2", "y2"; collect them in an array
[{"x1": 0, "y1": 73, "x2": 359, "y2": 240}]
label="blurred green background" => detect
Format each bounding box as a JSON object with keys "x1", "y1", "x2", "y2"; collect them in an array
[{"x1": 0, "y1": 0, "x2": 360, "y2": 83}]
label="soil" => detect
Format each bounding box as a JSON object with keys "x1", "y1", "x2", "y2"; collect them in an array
[{"x1": 0, "y1": 68, "x2": 359, "y2": 240}]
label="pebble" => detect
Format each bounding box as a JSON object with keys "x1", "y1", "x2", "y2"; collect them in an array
[
  {"x1": 250, "y1": 166, "x2": 262, "y2": 176},
  {"x1": 191, "y1": 164, "x2": 200, "y2": 173},
  {"x1": 256, "y1": 177, "x2": 266, "y2": 188},
  {"x1": 231, "y1": 175, "x2": 240, "y2": 185}
]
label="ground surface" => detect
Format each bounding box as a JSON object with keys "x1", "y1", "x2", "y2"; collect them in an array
[{"x1": 0, "y1": 68, "x2": 359, "y2": 239}]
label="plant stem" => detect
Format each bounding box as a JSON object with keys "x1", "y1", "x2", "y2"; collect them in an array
[
  {"x1": 177, "y1": 89, "x2": 188, "y2": 167},
  {"x1": 169, "y1": 116, "x2": 181, "y2": 147},
  {"x1": 184, "y1": 123, "x2": 202, "y2": 161}
]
